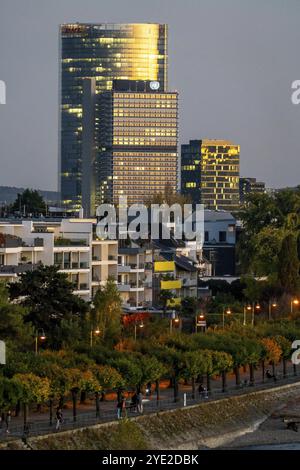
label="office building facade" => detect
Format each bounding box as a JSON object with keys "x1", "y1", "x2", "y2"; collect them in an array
[
  {"x1": 92, "y1": 79, "x2": 178, "y2": 207},
  {"x1": 60, "y1": 23, "x2": 168, "y2": 210},
  {"x1": 181, "y1": 139, "x2": 240, "y2": 211},
  {"x1": 239, "y1": 177, "x2": 266, "y2": 203}
]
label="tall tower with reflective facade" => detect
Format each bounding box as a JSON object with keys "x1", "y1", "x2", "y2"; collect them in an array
[
  {"x1": 181, "y1": 139, "x2": 240, "y2": 211},
  {"x1": 60, "y1": 23, "x2": 168, "y2": 209}
]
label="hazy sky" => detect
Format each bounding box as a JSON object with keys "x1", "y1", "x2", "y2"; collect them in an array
[{"x1": 0, "y1": 0, "x2": 299, "y2": 191}]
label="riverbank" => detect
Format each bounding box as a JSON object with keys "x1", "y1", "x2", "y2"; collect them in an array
[
  {"x1": 2, "y1": 381, "x2": 300, "y2": 450},
  {"x1": 220, "y1": 394, "x2": 300, "y2": 449}
]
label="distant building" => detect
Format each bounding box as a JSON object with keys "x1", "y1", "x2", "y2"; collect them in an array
[
  {"x1": 82, "y1": 78, "x2": 178, "y2": 213},
  {"x1": 202, "y1": 210, "x2": 236, "y2": 276},
  {"x1": 239, "y1": 177, "x2": 266, "y2": 202},
  {"x1": 181, "y1": 139, "x2": 240, "y2": 211}
]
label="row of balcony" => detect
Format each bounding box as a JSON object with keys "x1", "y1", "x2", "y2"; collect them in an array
[
  {"x1": 92, "y1": 255, "x2": 117, "y2": 261},
  {"x1": 55, "y1": 262, "x2": 89, "y2": 270},
  {"x1": 0, "y1": 237, "x2": 44, "y2": 248},
  {"x1": 54, "y1": 238, "x2": 88, "y2": 247},
  {"x1": 72, "y1": 283, "x2": 89, "y2": 291},
  {"x1": 117, "y1": 282, "x2": 144, "y2": 292}
]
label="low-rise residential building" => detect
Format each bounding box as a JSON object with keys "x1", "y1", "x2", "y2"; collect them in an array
[
  {"x1": 0, "y1": 219, "x2": 118, "y2": 301},
  {"x1": 117, "y1": 247, "x2": 146, "y2": 309}
]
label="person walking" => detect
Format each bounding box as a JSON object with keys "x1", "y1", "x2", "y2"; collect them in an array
[
  {"x1": 130, "y1": 392, "x2": 138, "y2": 413},
  {"x1": 55, "y1": 407, "x2": 63, "y2": 431},
  {"x1": 5, "y1": 410, "x2": 11, "y2": 434},
  {"x1": 117, "y1": 397, "x2": 123, "y2": 419},
  {"x1": 198, "y1": 383, "x2": 208, "y2": 399}
]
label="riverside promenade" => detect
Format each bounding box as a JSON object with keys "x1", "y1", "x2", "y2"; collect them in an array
[{"x1": 1, "y1": 361, "x2": 299, "y2": 442}]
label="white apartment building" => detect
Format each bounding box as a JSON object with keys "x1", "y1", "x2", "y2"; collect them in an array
[{"x1": 0, "y1": 219, "x2": 118, "y2": 301}]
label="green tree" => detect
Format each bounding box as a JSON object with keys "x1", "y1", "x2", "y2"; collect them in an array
[
  {"x1": 111, "y1": 357, "x2": 142, "y2": 398},
  {"x1": 159, "y1": 290, "x2": 174, "y2": 316},
  {"x1": 261, "y1": 337, "x2": 282, "y2": 379},
  {"x1": 212, "y1": 332, "x2": 249, "y2": 386},
  {"x1": 182, "y1": 350, "x2": 209, "y2": 398},
  {"x1": 211, "y1": 350, "x2": 233, "y2": 393},
  {"x1": 64, "y1": 368, "x2": 82, "y2": 422},
  {"x1": 153, "y1": 346, "x2": 184, "y2": 402},
  {"x1": 250, "y1": 227, "x2": 285, "y2": 276},
  {"x1": 278, "y1": 234, "x2": 300, "y2": 295},
  {"x1": 242, "y1": 276, "x2": 264, "y2": 304},
  {"x1": 181, "y1": 297, "x2": 198, "y2": 317},
  {"x1": 243, "y1": 338, "x2": 263, "y2": 385},
  {"x1": 274, "y1": 335, "x2": 291, "y2": 378},
  {"x1": 8, "y1": 265, "x2": 88, "y2": 348},
  {"x1": 11, "y1": 189, "x2": 46, "y2": 216},
  {"x1": 0, "y1": 282, "x2": 34, "y2": 348},
  {"x1": 92, "y1": 365, "x2": 124, "y2": 415},
  {"x1": 13, "y1": 373, "x2": 50, "y2": 428},
  {"x1": 137, "y1": 355, "x2": 167, "y2": 400},
  {"x1": 0, "y1": 377, "x2": 22, "y2": 412},
  {"x1": 92, "y1": 277, "x2": 123, "y2": 344}
]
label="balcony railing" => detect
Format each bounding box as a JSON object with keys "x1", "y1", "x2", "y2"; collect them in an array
[
  {"x1": 79, "y1": 283, "x2": 88, "y2": 291},
  {"x1": 0, "y1": 263, "x2": 40, "y2": 274},
  {"x1": 118, "y1": 263, "x2": 144, "y2": 270},
  {"x1": 72, "y1": 283, "x2": 89, "y2": 291},
  {"x1": 80, "y1": 262, "x2": 89, "y2": 269},
  {"x1": 58, "y1": 262, "x2": 89, "y2": 270},
  {"x1": 54, "y1": 238, "x2": 87, "y2": 247}
]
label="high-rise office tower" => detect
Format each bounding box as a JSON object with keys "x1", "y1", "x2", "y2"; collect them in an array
[
  {"x1": 60, "y1": 23, "x2": 168, "y2": 209},
  {"x1": 239, "y1": 177, "x2": 266, "y2": 203},
  {"x1": 82, "y1": 79, "x2": 178, "y2": 212},
  {"x1": 181, "y1": 139, "x2": 240, "y2": 211}
]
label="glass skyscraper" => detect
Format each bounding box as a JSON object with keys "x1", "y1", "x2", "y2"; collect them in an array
[{"x1": 60, "y1": 23, "x2": 168, "y2": 209}]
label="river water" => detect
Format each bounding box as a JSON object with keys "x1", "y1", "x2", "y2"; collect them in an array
[{"x1": 243, "y1": 443, "x2": 300, "y2": 450}]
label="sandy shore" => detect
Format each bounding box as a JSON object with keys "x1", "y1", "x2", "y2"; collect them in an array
[{"x1": 221, "y1": 396, "x2": 300, "y2": 449}]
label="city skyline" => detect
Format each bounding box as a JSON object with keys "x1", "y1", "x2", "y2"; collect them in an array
[{"x1": 1, "y1": 0, "x2": 300, "y2": 191}]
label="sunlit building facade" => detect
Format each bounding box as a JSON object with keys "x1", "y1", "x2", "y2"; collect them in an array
[
  {"x1": 95, "y1": 80, "x2": 178, "y2": 206},
  {"x1": 60, "y1": 23, "x2": 168, "y2": 209},
  {"x1": 181, "y1": 139, "x2": 240, "y2": 211}
]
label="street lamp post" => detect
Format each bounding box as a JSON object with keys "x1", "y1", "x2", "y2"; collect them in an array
[
  {"x1": 169, "y1": 310, "x2": 179, "y2": 334},
  {"x1": 243, "y1": 304, "x2": 252, "y2": 326},
  {"x1": 195, "y1": 313, "x2": 206, "y2": 333},
  {"x1": 134, "y1": 321, "x2": 144, "y2": 341},
  {"x1": 90, "y1": 327, "x2": 100, "y2": 347},
  {"x1": 252, "y1": 302, "x2": 261, "y2": 326},
  {"x1": 268, "y1": 300, "x2": 277, "y2": 321},
  {"x1": 222, "y1": 307, "x2": 231, "y2": 328},
  {"x1": 35, "y1": 329, "x2": 46, "y2": 355},
  {"x1": 291, "y1": 298, "x2": 299, "y2": 315}
]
